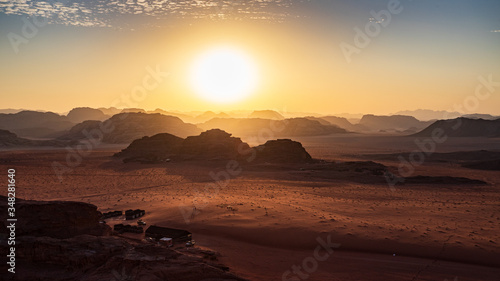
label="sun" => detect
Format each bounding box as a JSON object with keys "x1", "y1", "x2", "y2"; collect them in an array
[{"x1": 190, "y1": 47, "x2": 258, "y2": 103}]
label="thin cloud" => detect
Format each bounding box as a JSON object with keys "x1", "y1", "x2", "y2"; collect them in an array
[{"x1": 0, "y1": 0, "x2": 307, "y2": 28}]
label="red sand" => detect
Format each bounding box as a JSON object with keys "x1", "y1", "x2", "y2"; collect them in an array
[{"x1": 2, "y1": 135, "x2": 499, "y2": 280}]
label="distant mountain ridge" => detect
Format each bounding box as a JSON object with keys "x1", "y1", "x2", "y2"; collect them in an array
[
  {"x1": 314, "y1": 114, "x2": 435, "y2": 133},
  {"x1": 0, "y1": 111, "x2": 74, "y2": 138},
  {"x1": 194, "y1": 111, "x2": 231, "y2": 123},
  {"x1": 59, "y1": 113, "x2": 201, "y2": 144},
  {"x1": 318, "y1": 116, "x2": 356, "y2": 131},
  {"x1": 394, "y1": 109, "x2": 462, "y2": 121},
  {"x1": 462, "y1": 114, "x2": 499, "y2": 120},
  {"x1": 147, "y1": 108, "x2": 194, "y2": 123},
  {"x1": 0, "y1": 108, "x2": 110, "y2": 138},
  {"x1": 3, "y1": 108, "x2": 500, "y2": 143},
  {"x1": 358, "y1": 114, "x2": 434, "y2": 133},
  {"x1": 0, "y1": 109, "x2": 25, "y2": 114},
  {"x1": 412, "y1": 117, "x2": 500, "y2": 138},
  {"x1": 67, "y1": 107, "x2": 109, "y2": 123},
  {"x1": 249, "y1": 110, "x2": 285, "y2": 120},
  {"x1": 199, "y1": 117, "x2": 348, "y2": 137},
  {"x1": 394, "y1": 109, "x2": 499, "y2": 121}
]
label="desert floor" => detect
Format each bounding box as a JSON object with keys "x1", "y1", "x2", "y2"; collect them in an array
[{"x1": 1, "y1": 135, "x2": 499, "y2": 281}]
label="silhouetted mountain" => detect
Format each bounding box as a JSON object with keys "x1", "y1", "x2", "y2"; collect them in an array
[
  {"x1": 114, "y1": 133, "x2": 184, "y2": 158},
  {"x1": 97, "y1": 107, "x2": 122, "y2": 116},
  {"x1": 179, "y1": 129, "x2": 250, "y2": 160},
  {"x1": 194, "y1": 111, "x2": 231, "y2": 123},
  {"x1": 121, "y1": 108, "x2": 147, "y2": 113},
  {"x1": 248, "y1": 110, "x2": 284, "y2": 120},
  {"x1": 359, "y1": 114, "x2": 433, "y2": 133},
  {"x1": 66, "y1": 107, "x2": 109, "y2": 123},
  {"x1": 319, "y1": 116, "x2": 355, "y2": 130},
  {"x1": 331, "y1": 113, "x2": 364, "y2": 119},
  {"x1": 0, "y1": 129, "x2": 74, "y2": 147},
  {"x1": 0, "y1": 110, "x2": 74, "y2": 138},
  {"x1": 304, "y1": 116, "x2": 331, "y2": 126},
  {"x1": 115, "y1": 129, "x2": 313, "y2": 164},
  {"x1": 59, "y1": 113, "x2": 201, "y2": 144},
  {"x1": 395, "y1": 109, "x2": 462, "y2": 121},
  {"x1": 254, "y1": 139, "x2": 312, "y2": 163},
  {"x1": 462, "y1": 114, "x2": 499, "y2": 120},
  {"x1": 0, "y1": 108, "x2": 23, "y2": 114},
  {"x1": 199, "y1": 117, "x2": 347, "y2": 137},
  {"x1": 116, "y1": 129, "x2": 251, "y2": 161},
  {"x1": 60, "y1": 120, "x2": 102, "y2": 140},
  {"x1": 348, "y1": 118, "x2": 361, "y2": 124},
  {"x1": 412, "y1": 118, "x2": 500, "y2": 138},
  {"x1": 147, "y1": 108, "x2": 194, "y2": 123}
]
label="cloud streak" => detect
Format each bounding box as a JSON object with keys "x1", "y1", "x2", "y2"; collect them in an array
[{"x1": 0, "y1": 0, "x2": 307, "y2": 28}]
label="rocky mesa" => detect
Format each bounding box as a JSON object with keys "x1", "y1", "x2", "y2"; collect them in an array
[{"x1": 115, "y1": 129, "x2": 313, "y2": 164}]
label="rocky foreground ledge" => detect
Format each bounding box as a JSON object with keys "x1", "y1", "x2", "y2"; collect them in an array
[{"x1": 0, "y1": 196, "x2": 245, "y2": 281}]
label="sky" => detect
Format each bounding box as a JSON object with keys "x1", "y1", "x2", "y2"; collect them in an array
[{"x1": 0, "y1": 0, "x2": 499, "y2": 115}]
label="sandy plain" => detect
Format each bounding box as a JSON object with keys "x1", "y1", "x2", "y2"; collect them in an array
[{"x1": 1, "y1": 134, "x2": 499, "y2": 281}]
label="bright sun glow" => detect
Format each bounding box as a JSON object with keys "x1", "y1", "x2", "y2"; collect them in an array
[{"x1": 190, "y1": 47, "x2": 258, "y2": 103}]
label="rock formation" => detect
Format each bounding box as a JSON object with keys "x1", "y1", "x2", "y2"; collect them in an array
[
  {"x1": 358, "y1": 114, "x2": 433, "y2": 133},
  {"x1": 115, "y1": 130, "x2": 314, "y2": 164},
  {"x1": 179, "y1": 129, "x2": 250, "y2": 160},
  {"x1": 412, "y1": 117, "x2": 500, "y2": 138},
  {"x1": 318, "y1": 116, "x2": 356, "y2": 131},
  {"x1": 254, "y1": 139, "x2": 313, "y2": 163},
  {"x1": 114, "y1": 133, "x2": 184, "y2": 159},
  {"x1": 0, "y1": 110, "x2": 74, "y2": 138},
  {"x1": 66, "y1": 107, "x2": 109, "y2": 123},
  {"x1": 0, "y1": 196, "x2": 245, "y2": 281},
  {"x1": 0, "y1": 196, "x2": 110, "y2": 238},
  {"x1": 248, "y1": 110, "x2": 285, "y2": 120},
  {"x1": 59, "y1": 113, "x2": 202, "y2": 143},
  {"x1": 199, "y1": 117, "x2": 347, "y2": 137}
]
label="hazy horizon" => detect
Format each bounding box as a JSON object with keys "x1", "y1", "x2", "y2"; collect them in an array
[{"x1": 2, "y1": 106, "x2": 499, "y2": 121}]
